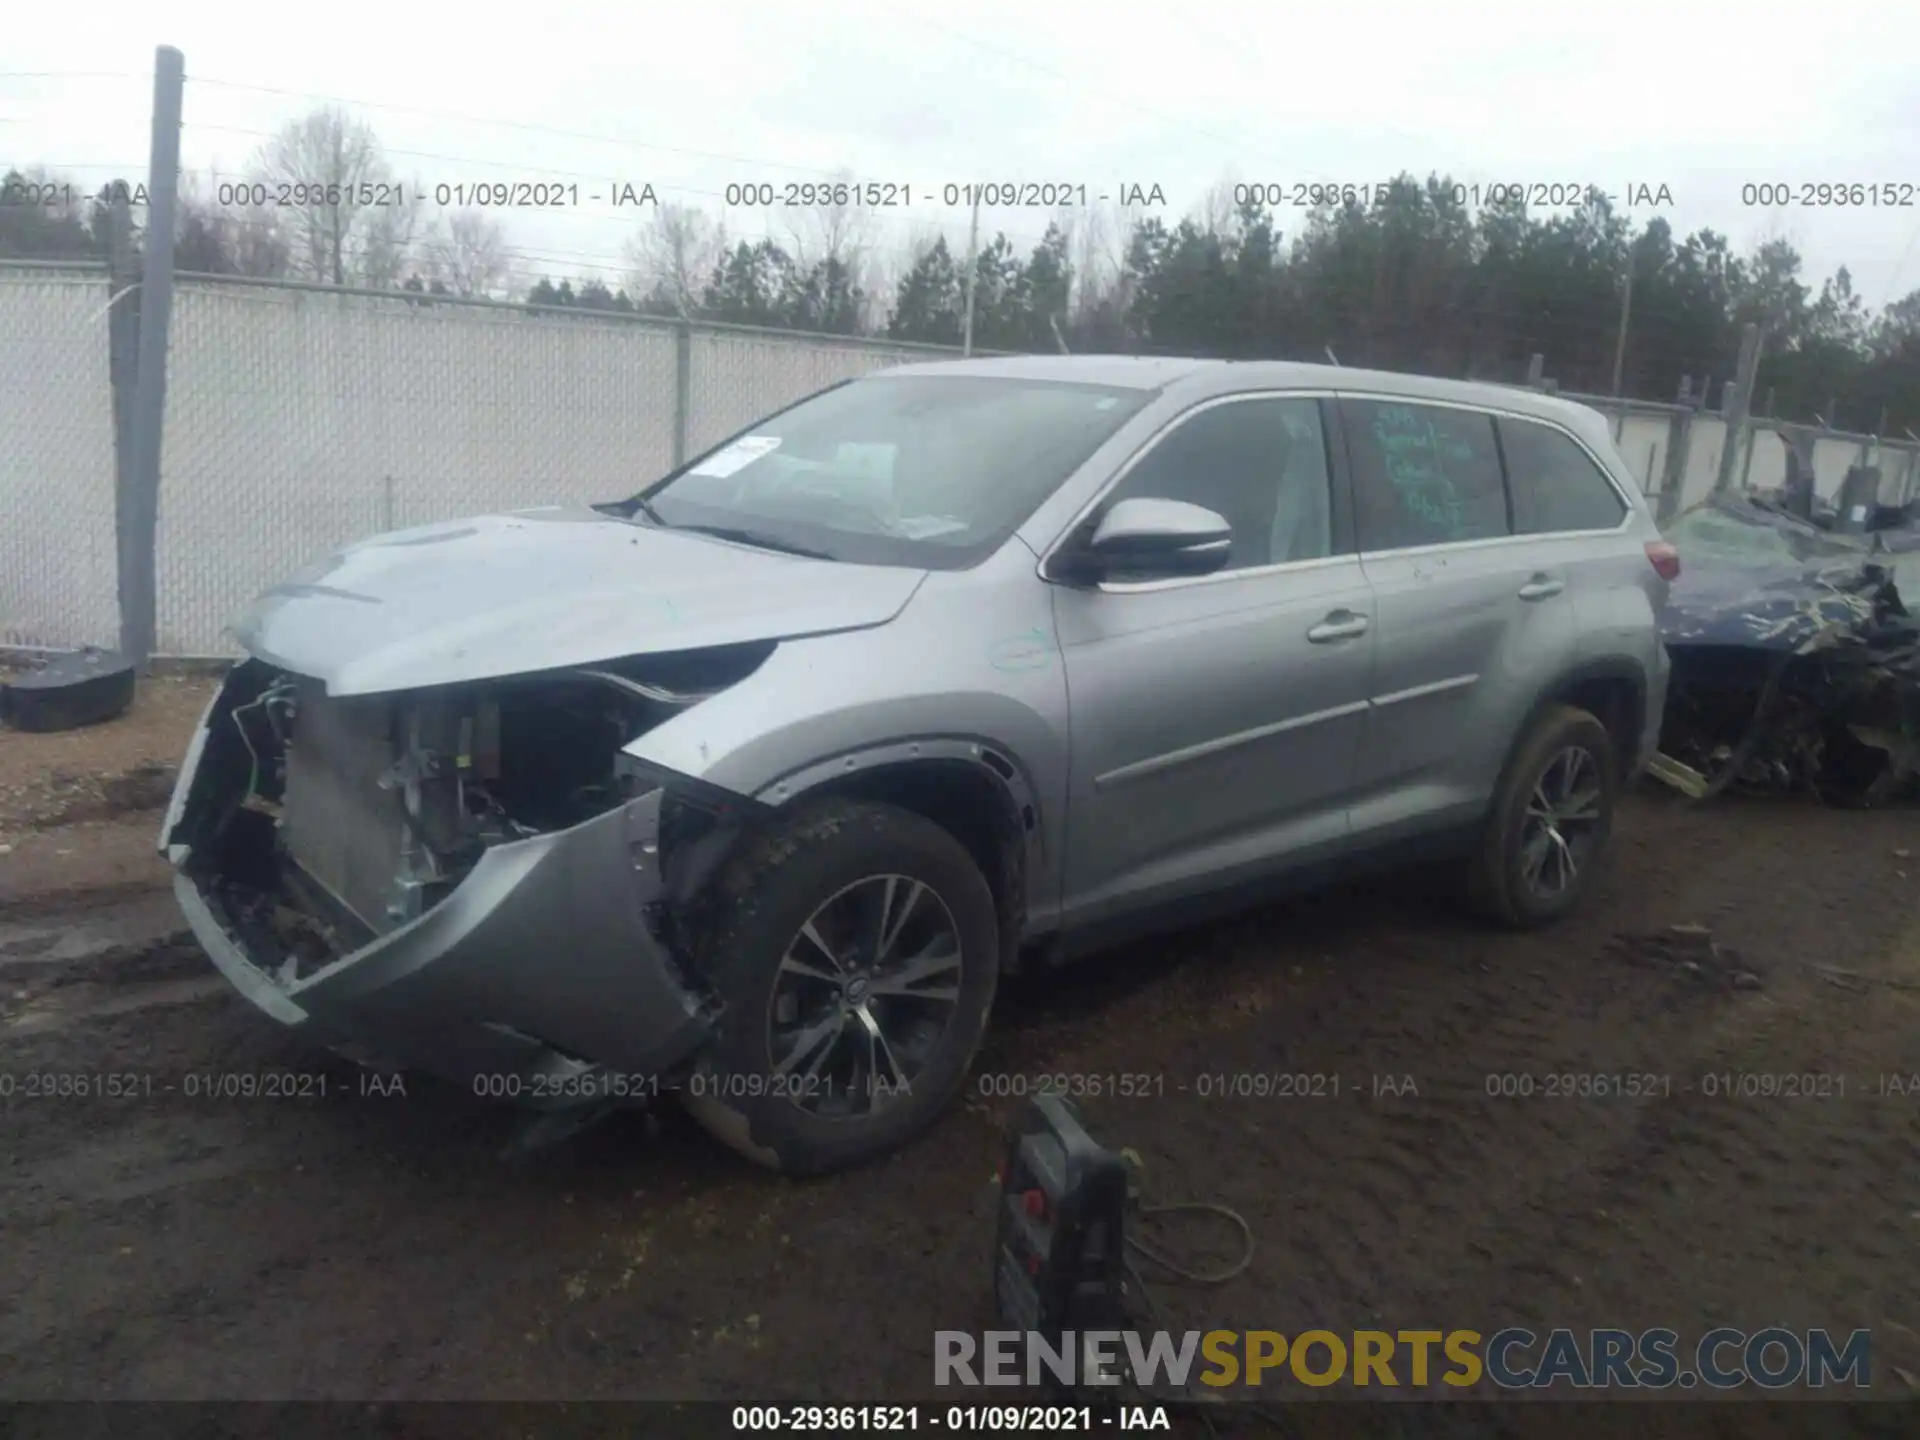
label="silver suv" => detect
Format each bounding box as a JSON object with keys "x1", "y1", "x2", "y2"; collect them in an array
[{"x1": 162, "y1": 357, "x2": 1675, "y2": 1173}]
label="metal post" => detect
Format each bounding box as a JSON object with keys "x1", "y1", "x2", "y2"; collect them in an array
[
  {"x1": 672, "y1": 320, "x2": 692, "y2": 467},
  {"x1": 1712, "y1": 323, "x2": 1761, "y2": 496},
  {"x1": 1657, "y1": 407, "x2": 1691, "y2": 524},
  {"x1": 126, "y1": 45, "x2": 185, "y2": 672},
  {"x1": 961, "y1": 192, "x2": 982, "y2": 357},
  {"x1": 104, "y1": 190, "x2": 142, "y2": 662}
]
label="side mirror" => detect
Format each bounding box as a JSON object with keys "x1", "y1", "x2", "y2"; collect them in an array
[{"x1": 1062, "y1": 497, "x2": 1234, "y2": 582}]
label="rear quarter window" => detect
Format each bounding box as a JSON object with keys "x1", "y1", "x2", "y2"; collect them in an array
[{"x1": 1499, "y1": 417, "x2": 1629, "y2": 534}]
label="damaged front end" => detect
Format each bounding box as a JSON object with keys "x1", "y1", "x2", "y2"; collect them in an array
[
  {"x1": 161, "y1": 646, "x2": 773, "y2": 1101},
  {"x1": 1655, "y1": 495, "x2": 1920, "y2": 806}
]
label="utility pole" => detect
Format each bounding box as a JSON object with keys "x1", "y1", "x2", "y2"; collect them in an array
[
  {"x1": 961, "y1": 190, "x2": 981, "y2": 357},
  {"x1": 127, "y1": 44, "x2": 185, "y2": 672},
  {"x1": 1609, "y1": 254, "x2": 1634, "y2": 440},
  {"x1": 1712, "y1": 323, "x2": 1762, "y2": 496}
]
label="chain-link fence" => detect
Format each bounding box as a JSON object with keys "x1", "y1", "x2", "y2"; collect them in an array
[
  {"x1": 0, "y1": 267, "x2": 119, "y2": 650},
  {"x1": 1, "y1": 262, "x2": 962, "y2": 655},
  {"x1": 1561, "y1": 391, "x2": 1920, "y2": 523},
  {"x1": 5, "y1": 258, "x2": 1920, "y2": 659}
]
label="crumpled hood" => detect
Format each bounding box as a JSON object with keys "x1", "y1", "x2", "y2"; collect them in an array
[
  {"x1": 232, "y1": 506, "x2": 927, "y2": 696},
  {"x1": 1659, "y1": 494, "x2": 1920, "y2": 653},
  {"x1": 1661, "y1": 559, "x2": 1900, "y2": 652}
]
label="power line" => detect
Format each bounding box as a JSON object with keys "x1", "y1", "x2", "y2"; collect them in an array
[
  {"x1": 181, "y1": 77, "x2": 1081, "y2": 250},
  {"x1": 12, "y1": 155, "x2": 1085, "y2": 283},
  {"x1": 1169, "y1": 22, "x2": 1438, "y2": 156},
  {"x1": 0, "y1": 71, "x2": 139, "y2": 81},
  {"x1": 185, "y1": 76, "x2": 852, "y2": 181},
  {"x1": 191, "y1": 121, "x2": 717, "y2": 196},
  {"x1": 870, "y1": 3, "x2": 1289, "y2": 165},
  {"x1": 179, "y1": 131, "x2": 1074, "y2": 254}
]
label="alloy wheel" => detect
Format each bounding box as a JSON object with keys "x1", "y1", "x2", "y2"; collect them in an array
[
  {"x1": 765, "y1": 874, "x2": 965, "y2": 1118},
  {"x1": 1517, "y1": 745, "x2": 1605, "y2": 900}
]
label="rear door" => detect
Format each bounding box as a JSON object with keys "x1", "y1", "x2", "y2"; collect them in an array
[
  {"x1": 1495, "y1": 411, "x2": 1640, "y2": 655},
  {"x1": 1336, "y1": 395, "x2": 1579, "y2": 842}
]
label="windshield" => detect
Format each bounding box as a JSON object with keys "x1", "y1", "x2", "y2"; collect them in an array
[
  {"x1": 1667, "y1": 502, "x2": 1860, "y2": 571},
  {"x1": 626, "y1": 374, "x2": 1155, "y2": 569}
]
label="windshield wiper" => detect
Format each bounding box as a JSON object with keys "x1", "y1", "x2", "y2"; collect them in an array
[
  {"x1": 629, "y1": 494, "x2": 666, "y2": 525},
  {"x1": 673, "y1": 524, "x2": 836, "y2": 560}
]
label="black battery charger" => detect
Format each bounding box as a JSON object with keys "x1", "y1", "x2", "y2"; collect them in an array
[{"x1": 992, "y1": 1093, "x2": 1131, "y2": 1344}]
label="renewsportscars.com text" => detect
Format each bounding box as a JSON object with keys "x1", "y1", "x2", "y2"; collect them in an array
[{"x1": 934, "y1": 1327, "x2": 1873, "y2": 1390}]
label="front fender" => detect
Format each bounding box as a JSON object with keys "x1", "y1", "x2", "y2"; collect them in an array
[{"x1": 622, "y1": 560, "x2": 1071, "y2": 924}]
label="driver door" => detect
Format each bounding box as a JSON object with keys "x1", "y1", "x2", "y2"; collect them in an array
[{"x1": 1049, "y1": 394, "x2": 1376, "y2": 929}]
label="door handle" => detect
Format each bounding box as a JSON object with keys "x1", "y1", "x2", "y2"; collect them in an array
[
  {"x1": 1307, "y1": 611, "x2": 1370, "y2": 643},
  {"x1": 1517, "y1": 575, "x2": 1565, "y2": 601}
]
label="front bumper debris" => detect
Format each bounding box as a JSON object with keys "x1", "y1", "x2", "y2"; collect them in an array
[{"x1": 164, "y1": 689, "x2": 713, "y2": 1103}]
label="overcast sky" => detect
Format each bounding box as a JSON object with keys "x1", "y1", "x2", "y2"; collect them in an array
[{"x1": 7, "y1": 0, "x2": 1920, "y2": 306}]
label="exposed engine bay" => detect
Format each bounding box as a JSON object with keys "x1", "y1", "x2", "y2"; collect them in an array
[{"x1": 169, "y1": 645, "x2": 773, "y2": 985}]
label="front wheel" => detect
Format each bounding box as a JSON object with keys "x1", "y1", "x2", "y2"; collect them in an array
[
  {"x1": 1466, "y1": 703, "x2": 1618, "y2": 928},
  {"x1": 681, "y1": 798, "x2": 1000, "y2": 1175}
]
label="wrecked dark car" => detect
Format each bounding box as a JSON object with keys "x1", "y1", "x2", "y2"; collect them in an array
[{"x1": 1654, "y1": 491, "x2": 1920, "y2": 805}]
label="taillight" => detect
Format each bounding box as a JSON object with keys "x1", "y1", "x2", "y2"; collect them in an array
[{"x1": 1645, "y1": 539, "x2": 1680, "y2": 582}]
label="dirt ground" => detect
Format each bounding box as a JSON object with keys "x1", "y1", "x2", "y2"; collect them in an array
[{"x1": 3, "y1": 679, "x2": 1919, "y2": 1421}]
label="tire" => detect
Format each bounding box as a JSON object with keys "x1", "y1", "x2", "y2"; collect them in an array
[
  {"x1": 1465, "y1": 703, "x2": 1618, "y2": 929},
  {"x1": 680, "y1": 797, "x2": 1000, "y2": 1176}
]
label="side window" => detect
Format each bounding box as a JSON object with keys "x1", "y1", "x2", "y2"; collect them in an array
[
  {"x1": 1104, "y1": 397, "x2": 1333, "y2": 574},
  {"x1": 1499, "y1": 417, "x2": 1629, "y2": 533},
  {"x1": 1343, "y1": 400, "x2": 1508, "y2": 551}
]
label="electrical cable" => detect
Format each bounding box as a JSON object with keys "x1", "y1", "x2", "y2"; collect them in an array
[
  {"x1": 1127, "y1": 1201, "x2": 1256, "y2": 1286},
  {"x1": 1098, "y1": 1161, "x2": 1301, "y2": 1438}
]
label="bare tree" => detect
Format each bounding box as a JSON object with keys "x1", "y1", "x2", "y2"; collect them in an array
[
  {"x1": 781, "y1": 167, "x2": 874, "y2": 274},
  {"x1": 420, "y1": 209, "x2": 510, "y2": 297},
  {"x1": 857, "y1": 248, "x2": 895, "y2": 333},
  {"x1": 358, "y1": 182, "x2": 422, "y2": 291},
  {"x1": 1068, "y1": 198, "x2": 1142, "y2": 322},
  {"x1": 1195, "y1": 176, "x2": 1238, "y2": 236},
  {"x1": 171, "y1": 171, "x2": 295, "y2": 277},
  {"x1": 622, "y1": 202, "x2": 726, "y2": 315},
  {"x1": 248, "y1": 105, "x2": 410, "y2": 287}
]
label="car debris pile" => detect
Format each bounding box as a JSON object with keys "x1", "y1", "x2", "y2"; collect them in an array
[
  {"x1": 1652, "y1": 482, "x2": 1920, "y2": 807},
  {"x1": 1607, "y1": 923, "x2": 1765, "y2": 991}
]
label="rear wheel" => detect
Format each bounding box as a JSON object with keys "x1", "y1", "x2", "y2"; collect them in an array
[
  {"x1": 1466, "y1": 703, "x2": 1617, "y2": 928},
  {"x1": 681, "y1": 798, "x2": 999, "y2": 1175}
]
